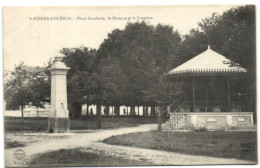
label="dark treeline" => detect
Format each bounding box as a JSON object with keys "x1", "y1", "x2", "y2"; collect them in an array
[
  {"x1": 4, "y1": 5, "x2": 255, "y2": 125},
  {"x1": 62, "y1": 22, "x2": 182, "y2": 119}
]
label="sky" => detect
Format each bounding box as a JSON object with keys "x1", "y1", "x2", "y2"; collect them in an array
[{"x1": 3, "y1": 5, "x2": 239, "y2": 71}]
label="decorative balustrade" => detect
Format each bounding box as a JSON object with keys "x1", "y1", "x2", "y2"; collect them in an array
[{"x1": 175, "y1": 101, "x2": 248, "y2": 112}]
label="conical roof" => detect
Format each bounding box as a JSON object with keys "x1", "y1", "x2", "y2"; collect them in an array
[{"x1": 168, "y1": 46, "x2": 246, "y2": 76}]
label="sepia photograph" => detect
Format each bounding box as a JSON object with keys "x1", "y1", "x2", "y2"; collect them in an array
[{"x1": 2, "y1": 4, "x2": 257, "y2": 167}]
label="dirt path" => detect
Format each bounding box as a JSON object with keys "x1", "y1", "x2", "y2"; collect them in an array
[{"x1": 5, "y1": 124, "x2": 255, "y2": 167}]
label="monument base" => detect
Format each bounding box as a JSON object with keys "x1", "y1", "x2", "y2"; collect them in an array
[{"x1": 48, "y1": 118, "x2": 70, "y2": 133}]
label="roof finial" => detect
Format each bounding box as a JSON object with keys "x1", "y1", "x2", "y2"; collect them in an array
[{"x1": 208, "y1": 45, "x2": 210, "y2": 49}]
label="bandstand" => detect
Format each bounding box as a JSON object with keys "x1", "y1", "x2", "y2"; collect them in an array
[{"x1": 163, "y1": 46, "x2": 254, "y2": 130}]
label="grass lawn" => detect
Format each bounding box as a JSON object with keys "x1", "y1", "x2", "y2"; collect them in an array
[
  {"x1": 4, "y1": 116, "x2": 164, "y2": 132},
  {"x1": 30, "y1": 148, "x2": 150, "y2": 167},
  {"x1": 103, "y1": 131, "x2": 257, "y2": 162},
  {"x1": 4, "y1": 140, "x2": 25, "y2": 149}
]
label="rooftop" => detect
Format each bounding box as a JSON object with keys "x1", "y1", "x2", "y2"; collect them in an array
[{"x1": 168, "y1": 46, "x2": 247, "y2": 76}]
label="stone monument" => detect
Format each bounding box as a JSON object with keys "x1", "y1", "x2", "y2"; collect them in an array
[{"x1": 48, "y1": 57, "x2": 70, "y2": 133}]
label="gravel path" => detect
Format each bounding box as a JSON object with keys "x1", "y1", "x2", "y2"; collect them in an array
[{"x1": 5, "y1": 124, "x2": 255, "y2": 167}]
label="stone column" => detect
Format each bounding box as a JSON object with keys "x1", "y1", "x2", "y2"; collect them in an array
[{"x1": 48, "y1": 57, "x2": 70, "y2": 133}]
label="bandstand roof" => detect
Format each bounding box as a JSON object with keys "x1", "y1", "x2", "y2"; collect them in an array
[{"x1": 168, "y1": 46, "x2": 247, "y2": 77}]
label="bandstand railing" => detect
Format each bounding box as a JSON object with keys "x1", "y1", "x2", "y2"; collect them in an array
[{"x1": 177, "y1": 101, "x2": 249, "y2": 112}]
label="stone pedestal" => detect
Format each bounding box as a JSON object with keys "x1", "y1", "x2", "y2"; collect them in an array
[
  {"x1": 48, "y1": 118, "x2": 70, "y2": 133},
  {"x1": 48, "y1": 57, "x2": 70, "y2": 133}
]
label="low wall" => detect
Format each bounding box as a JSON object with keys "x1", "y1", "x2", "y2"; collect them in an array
[
  {"x1": 4, "y1": 110, "x2": 49, "y2": 117},
  {"x1": 179, "y1": 112, "x2": 254, "y2": 130}
]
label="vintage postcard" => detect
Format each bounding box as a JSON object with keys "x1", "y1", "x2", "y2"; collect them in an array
[{"x1": 3, "y1": 5, "x2": 257, "y2": 167}]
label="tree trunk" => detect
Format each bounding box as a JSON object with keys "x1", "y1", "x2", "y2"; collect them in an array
[
  {"x1": 105, "y1": 105, "x2": 109, "y2": 116},
  {"x1": 112, "y1": 106, "x2": 114, "y2": 116},
  {"x1": 69, "y1": 102, "x2": 82, "y2": 118},
  {"x1": 96, "y1": 104, "x2": 102, "y2": 129},
  {"x1": 143, "y1": 106, "x2": 148, "y2": 117},
  {"x1": 114, "y1": 105, "x2": 120, "y2": 116},
  {"x1": 86, "y1": 104, "x2": 89, "y2": 117},
  {"x1": 37, "y1": 107, "x2": 39, "y2": 118},
  {"x1": 163, "y1": 106, "x2": 167, "y2": 117},
  {"x1": 21, "y1": 105, "x2": 24, "y2": 122},
  {"x1": 157, "y1": 108, "x2": 162, "y2": 131},
  {"x1": 249, "y1": 74, "x2": 256, "y2": 123},
  {"x1": 151, "y1": 106, "x2": 155, "y2": 117},
  {"x1": 130, "y1": 106, "x2": 135, "y2": 116}
]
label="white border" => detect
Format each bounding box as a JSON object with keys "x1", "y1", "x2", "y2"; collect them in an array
[{"x1": 0, "y1": 0, "x2": 258, "y2": 6}]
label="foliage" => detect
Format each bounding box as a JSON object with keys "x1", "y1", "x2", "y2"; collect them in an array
[
  {"x1": 61, "y1": 47, "x2": 97, "y2": 117},
  {"x1": 29, "y1": 67, "x2": 50, "y2": 108},
  {"x1": 96, "y1": 22, "x2": 181, "y2": 113},
  {"x1": 4, "y1": 63, "x2": 31, "y2": 112},
  {"x1": 4, "y1": 63, "x2": 51, "y2": 117},
  {"x1": 174, "y1": 5, "x2": 255, "y2": 72},
  {"x1": 198, "y1": 5, "x2": 256, "y2": 72}
]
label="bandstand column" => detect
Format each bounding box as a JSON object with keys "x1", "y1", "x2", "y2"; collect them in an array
[
  {"x1": 249, "y1": 77, "x2": 253, "y2": 112},
  {"x1": 192, "y1": 78, "x2": 195, "y2": 111},
  {"x1": 205, "y1": 77, "x2": 208, "y2": 112},
  {"x1": 227, "y1": 78, "x2": 231, "y2": 112}
]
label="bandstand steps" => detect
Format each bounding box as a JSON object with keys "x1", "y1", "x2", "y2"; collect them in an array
[{"x1": 162, "y1": 113, "x2": 186, "y2": 130}]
